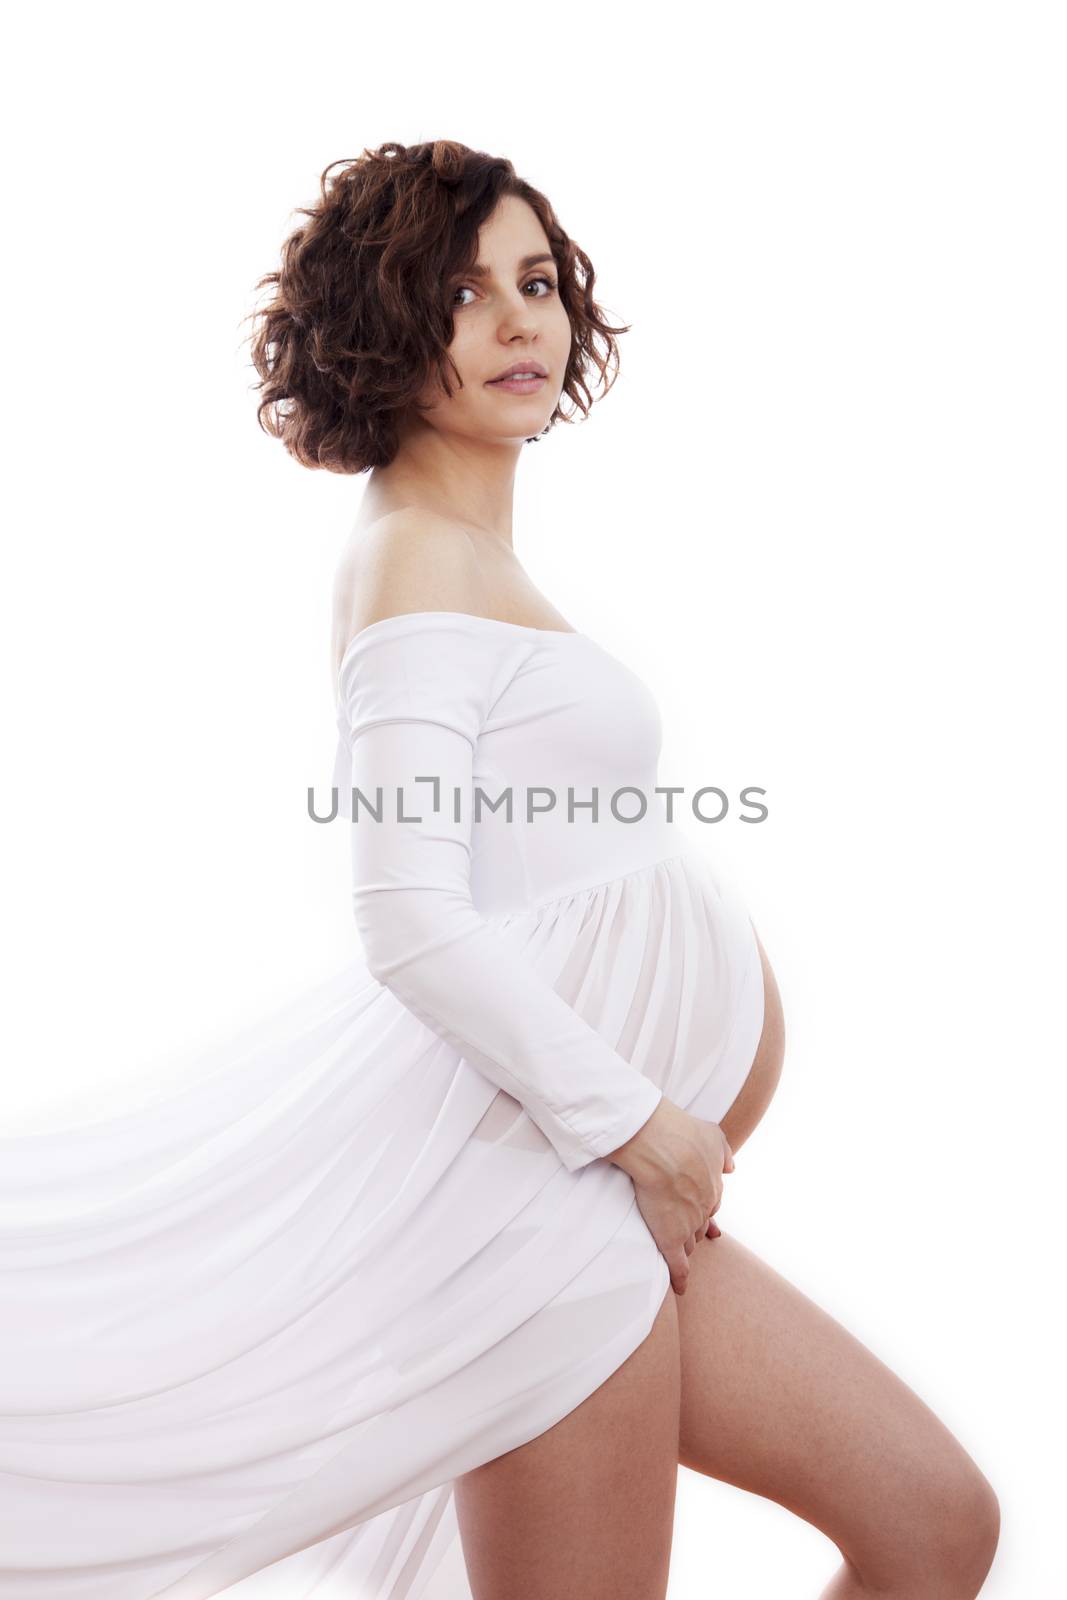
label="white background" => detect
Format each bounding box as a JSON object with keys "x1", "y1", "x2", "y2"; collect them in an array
[{"x1": 2, "y1": 3, "x2": 1063, "y2": 1594}]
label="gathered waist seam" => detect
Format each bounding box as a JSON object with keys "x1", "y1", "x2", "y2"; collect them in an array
[{"x1": 484, "y1": 847, "x2": 696, "y2": 922}]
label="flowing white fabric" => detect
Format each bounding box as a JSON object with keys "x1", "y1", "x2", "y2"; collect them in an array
[{"x1": 0, "y1": 611, "x2": 765, "y2": 1598}]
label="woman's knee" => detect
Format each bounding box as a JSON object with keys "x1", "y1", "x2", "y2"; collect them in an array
[
  {"x1": 910, "y1": 1465, "x2": 1000, "y2": 1594},
  {"x1": 862, "y1": 1454, "x2": 1000, "y2": 1597}
]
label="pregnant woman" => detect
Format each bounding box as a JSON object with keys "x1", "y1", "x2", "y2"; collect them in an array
[{"x1": 0, "y1": 140, "x2": 999, "y2": 1600}]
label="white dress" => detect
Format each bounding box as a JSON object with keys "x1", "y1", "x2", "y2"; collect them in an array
[{"x1": 0, "y1": 611, "x2": 765, "y2": 1599}]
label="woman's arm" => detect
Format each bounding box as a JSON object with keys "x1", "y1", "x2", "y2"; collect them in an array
[{"x1": 339, "y1": 617, "x2": 664, "y2": 1173}]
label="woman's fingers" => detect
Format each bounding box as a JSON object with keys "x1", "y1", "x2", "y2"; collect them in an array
[{"x1": 669, "y1": 1249, "x2": 690, "y2": 1295}]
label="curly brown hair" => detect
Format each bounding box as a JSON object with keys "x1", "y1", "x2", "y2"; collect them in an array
[{"x1": 245, "y1": 140, "x2": 631, "y2": 474}]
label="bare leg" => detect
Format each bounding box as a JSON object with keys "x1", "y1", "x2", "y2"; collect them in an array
[
  {"x1": 453, "y1": 1282, "x2": 680, "y2": 1599},
  {"x1": 675, "y1": 1232, "x2": 1000, "y2": 1597}
]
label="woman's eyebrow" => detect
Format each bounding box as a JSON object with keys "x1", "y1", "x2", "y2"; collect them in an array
[{"x1": 462, "y1": 252, "x2": 556, "y2": 280}]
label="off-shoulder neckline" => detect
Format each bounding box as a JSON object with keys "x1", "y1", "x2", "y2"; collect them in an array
[{"x1": 336, "y1": 608, "x2": 585, "y2": 685}]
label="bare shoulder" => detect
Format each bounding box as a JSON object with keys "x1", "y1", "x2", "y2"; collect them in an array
[{"x1": 332, "y1": 509, "x2": 487, "y2": 660}]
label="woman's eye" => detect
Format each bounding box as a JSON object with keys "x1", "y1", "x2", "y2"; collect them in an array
[{"x1": 451, "y1": 275, "x2": 557, "y2": 308}]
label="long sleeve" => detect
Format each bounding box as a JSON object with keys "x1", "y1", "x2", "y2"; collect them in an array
[{"x1": 335, "y1": 616, "x2": 663, "y2": 1173}]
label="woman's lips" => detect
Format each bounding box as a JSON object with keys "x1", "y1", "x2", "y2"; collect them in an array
[{"x1": 486, "y1": 373, "x2": 548, "y2": 395}]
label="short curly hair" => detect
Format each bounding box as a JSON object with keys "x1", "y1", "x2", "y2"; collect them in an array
[{"x1": 245, "y1": 140, "x2": 630, "y2": 474}]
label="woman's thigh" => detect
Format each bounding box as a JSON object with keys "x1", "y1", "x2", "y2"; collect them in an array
[
  {"x1": 675, "y1": 1232, "x2": 1000, "y2": 1593},
  {"x1": 453, "y1": 1281, "x2": 681, "y2": 1600}
]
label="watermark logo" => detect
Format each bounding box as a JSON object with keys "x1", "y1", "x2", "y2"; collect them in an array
[{"x1": 308, "y1": 780, "x2": 769, "y2": 825}]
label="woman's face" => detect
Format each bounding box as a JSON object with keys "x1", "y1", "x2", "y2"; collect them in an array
[{"x1": 411, "y1": 193, "x2": 573, "y2": 445}]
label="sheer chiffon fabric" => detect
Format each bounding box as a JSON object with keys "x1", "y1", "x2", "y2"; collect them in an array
[{"x1": 0, "y1": 613, "x2": 764, "y2": 1597}]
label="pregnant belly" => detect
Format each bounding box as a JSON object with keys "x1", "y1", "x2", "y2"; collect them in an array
[{"x1": 718, "y1": 929, "x2": 785, "y2": 1153}]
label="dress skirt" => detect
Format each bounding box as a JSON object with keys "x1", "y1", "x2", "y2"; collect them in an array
[{"x1": 0, "y1": 848, "x2": 764, "y2": 1599}]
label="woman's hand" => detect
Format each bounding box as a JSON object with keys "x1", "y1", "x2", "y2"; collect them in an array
[{"x1": 608, "y1": 1098, "x2": 735, "y2": 1296}]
